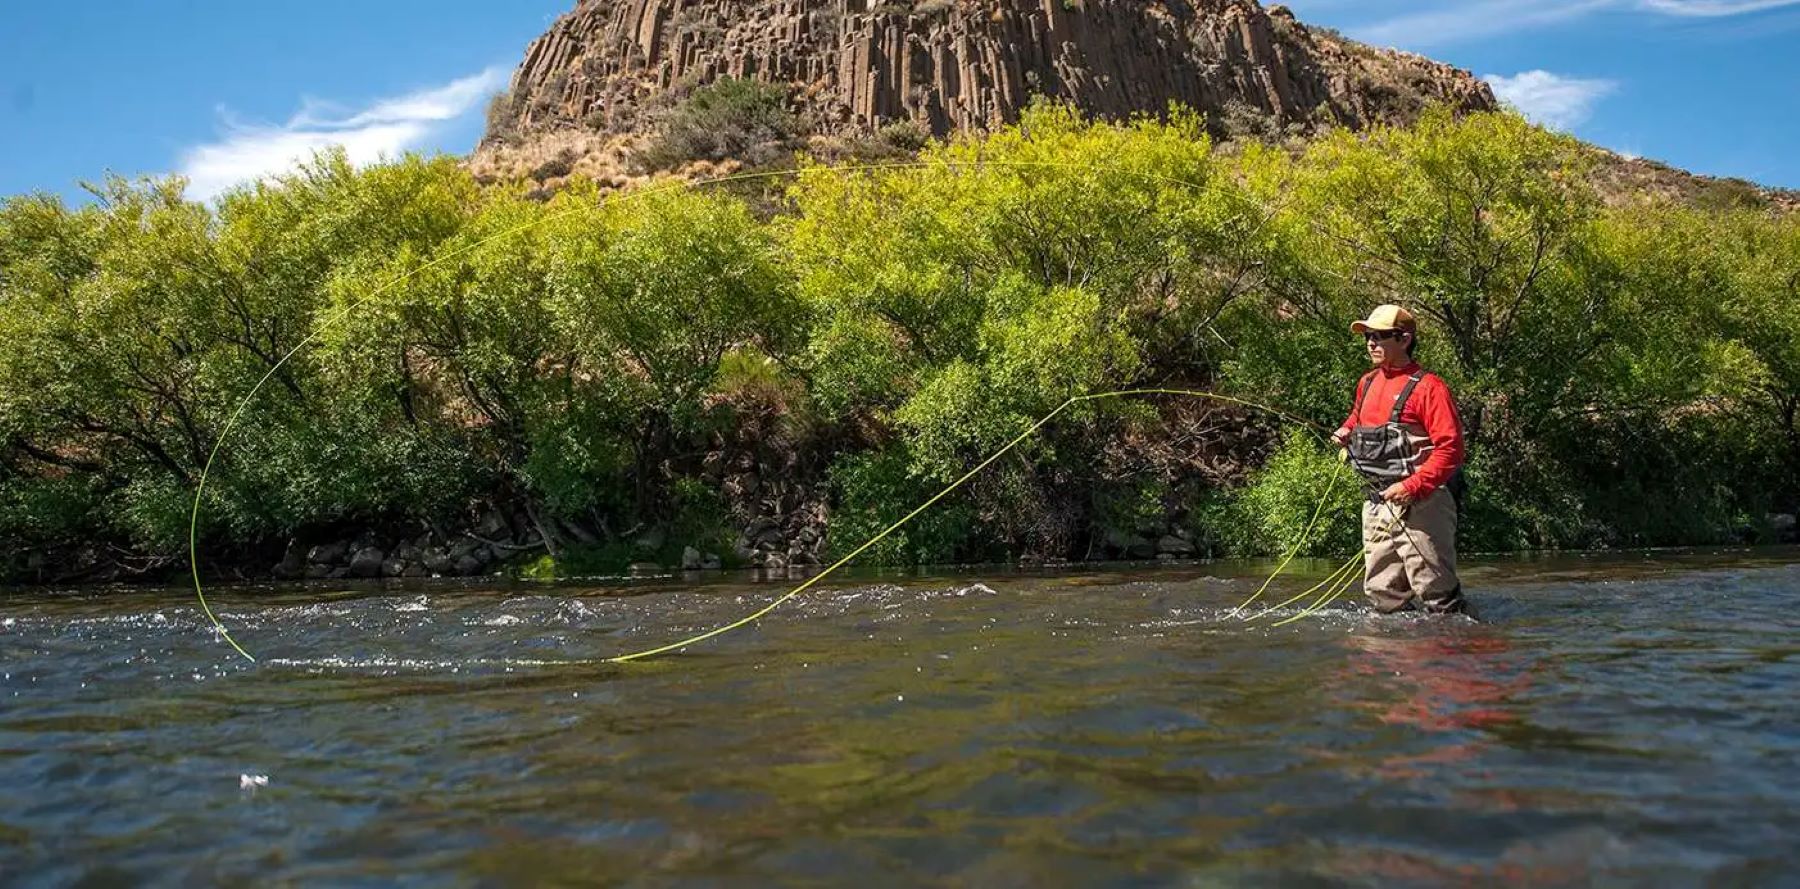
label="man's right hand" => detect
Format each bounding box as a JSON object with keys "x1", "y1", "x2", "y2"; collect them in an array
[{"x1": 1330, "y1": 428, "x2": 1350, "y2": 449}]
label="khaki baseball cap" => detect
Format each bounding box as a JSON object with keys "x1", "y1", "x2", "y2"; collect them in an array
[{"x1": 1351, "y1": 304, "x2": 1417, "y2": 334}]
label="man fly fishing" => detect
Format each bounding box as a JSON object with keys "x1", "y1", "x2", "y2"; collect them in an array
[{"x1": 1330, "y1": 305, "x2": 1472, "y2": 616}]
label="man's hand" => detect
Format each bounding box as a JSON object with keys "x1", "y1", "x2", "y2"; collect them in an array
[
  {"x1": 1381, "y1": 482, "x2": 1414, "y2": 506},
  {"x1": 1330, "y1": 428, "x2": 1350, "y2": 449}
]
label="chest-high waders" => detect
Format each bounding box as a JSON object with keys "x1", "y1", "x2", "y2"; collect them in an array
[
  {"x1": 1346, "y1": 371, "x2": 1470, "y2": 616},
  {"x1": 1347, "y1": 372, "x2": 1467, "y2": 505}
]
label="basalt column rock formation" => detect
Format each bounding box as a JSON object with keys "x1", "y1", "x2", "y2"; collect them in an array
[{"x1": 484, "y1": 0, "x2": 1497, "y2": 147}]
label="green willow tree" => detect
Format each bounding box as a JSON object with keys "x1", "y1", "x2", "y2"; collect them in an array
[{"x1": 1, "y1": 107, "x2": 1795, "y2": 581}]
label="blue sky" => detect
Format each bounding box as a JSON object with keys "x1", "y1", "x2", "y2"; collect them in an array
[
  {"x1": 1285, "y1": 0, "x2": 1800, "y2": 188},
  {"x1": 2, "y1": 0, "x2": 1796, "y2": 203}
]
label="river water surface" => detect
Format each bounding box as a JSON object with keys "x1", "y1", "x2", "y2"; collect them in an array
[{"x1": 3, "y1": 548, "x2": 1797, "y2": 886}]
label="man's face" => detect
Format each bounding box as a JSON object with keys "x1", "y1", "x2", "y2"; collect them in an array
[{"x1": 1364, "y1": 328, "x2": 1410, "y2": 365}]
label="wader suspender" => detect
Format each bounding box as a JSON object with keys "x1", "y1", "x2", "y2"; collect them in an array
[
  {"x1": 1389, "y1": 374, "x2": 1425, "y2": 425},
  {"x1": 1353, "y1": 371, "x2": 1425, "y2": 425}
]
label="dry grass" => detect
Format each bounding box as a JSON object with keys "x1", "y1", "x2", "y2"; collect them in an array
[
  {"x1": 1589, "y1": 149, "x2": 1799, "y2": 214},
  {"x1": 467, "y1": 130, "x2": 645, "y2": 193},
  {"x1": 466, "y1": 128, "x2": 759, "y2": 198}
]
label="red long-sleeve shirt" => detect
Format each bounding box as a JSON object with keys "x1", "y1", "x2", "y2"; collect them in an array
[{"x1": 1337, "y1": 362, "x2": 1466, "y2": 498}]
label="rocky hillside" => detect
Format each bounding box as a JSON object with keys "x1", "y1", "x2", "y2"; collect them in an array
[
  {"x1": 476, "y1": 0, "x2": 1495, "y2": 179},
  {"x1": 471, "y1": 0, "x2": 1799, "y2": 213}
]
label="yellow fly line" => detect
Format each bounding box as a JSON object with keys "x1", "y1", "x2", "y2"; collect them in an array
[
  {"x1": 186, "y1": 159, "x2": 1395, "y2": 663},
  {"x1": 609, "y1": 388, "x2": 1360, "y2": 662},
  {"x1": 606, "y1": 388, "x2": 1398, "y2": 663}
]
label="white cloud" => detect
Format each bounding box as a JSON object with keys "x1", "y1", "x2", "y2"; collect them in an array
[
  {"x1": 1351, "y1": 0, "x2": 1799, "y2": 48},
  {"x1": 1357, "y1": 0, "x2": 1612, "y2": 48},
  {"x1": 178, "y1": 66, "x2": 508, "y2": 201},
  {"x1": 1484, "y1": 70, "x2": 1620, "y2": 130},
  {"x1": 1638, "y1": 0, "x2": 1800, "y2": 14}
]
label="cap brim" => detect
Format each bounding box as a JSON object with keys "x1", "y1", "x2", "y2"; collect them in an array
[{"x1": 1351, "y1": 320, "x2": 1379, "y2": 334}]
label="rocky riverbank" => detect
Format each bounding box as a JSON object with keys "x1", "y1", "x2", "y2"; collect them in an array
[{"x1": 10, "y1": 504, "x2": 1797, "y2": 588}]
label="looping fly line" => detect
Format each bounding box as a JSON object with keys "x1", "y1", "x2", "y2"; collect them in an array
[{"x1": 188, "y1": 158, "x2": 1398, "y2": 663}]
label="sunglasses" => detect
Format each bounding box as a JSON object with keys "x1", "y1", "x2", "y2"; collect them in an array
[{"x1": 1363, "y1": 329, "x2": 1408, "y2": 342}]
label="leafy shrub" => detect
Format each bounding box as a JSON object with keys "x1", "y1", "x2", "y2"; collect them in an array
[
  {"x1": 485, "y1": 89, "x2": 522, "y2": 143},
  {"x1": 1206, "y1": 430, "x2": 1362, "y2": 557},
  {"x1": 825, "y1": 446, "x2": 985, "y2": 565},
  {"x1": 530, "y1": 148, "x2": 578, "y2": 182},
  {"x1": 634, "y1": 78, "x2": 802, "y2": 172}
]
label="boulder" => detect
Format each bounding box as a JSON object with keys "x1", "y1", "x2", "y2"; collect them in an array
[
  {"x1": 723, "y1": 473, "x2": 759, "y2": 499},
  {"x1": 474, "y1": 510, "x2": 509, "y2": 539},
  {"x1": 1104, "y1": 528, "x2": 1155, "y2": 559},
  {"x1": 307, "y1": 541, "x2": 349, "y2": 566},
  {"x1": 422, "y1": 548, "x2": 455, "y2": 575},
  {"x1": 348, "y1": 547, "x2": 386, "y2": 578},
  {"x1": 1771, "y1": 513, "x2": 1797, "y2": 541},
  {"x1": 273, "y1": 541, "x2": 308, "y2": 580},
  {"x1": 1157, "y1": 535, "x2": 1196, "y2": 556},
  {"x1": 681, "y1": 546, "x2": 704, "y2": 570}
]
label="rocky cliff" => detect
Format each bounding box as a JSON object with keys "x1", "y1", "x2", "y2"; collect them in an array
[{"x1": 483, "y1": 0, "x2": 1496, "y2": 149}]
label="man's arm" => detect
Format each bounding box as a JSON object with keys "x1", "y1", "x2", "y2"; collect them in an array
[
  {"x1": 1400, "y1": 376, "x2": 1465, "y2": 498},
  {"x1": 1333, "y1": 372, "x2": 1374, "y2": 447}
]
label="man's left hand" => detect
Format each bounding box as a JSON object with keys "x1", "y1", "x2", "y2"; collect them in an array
[{"x1": 1381, "y1": 482, "x2": 1414, "y2": 506}]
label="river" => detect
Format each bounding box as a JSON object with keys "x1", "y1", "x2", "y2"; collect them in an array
[{"x1": 3, "y1": 548, "x2": 1797, "y2": 886}]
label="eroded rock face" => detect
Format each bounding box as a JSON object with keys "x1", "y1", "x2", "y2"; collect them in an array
[{"x1": 487, "y1": 0, "x2": 1496, "y2": 146}]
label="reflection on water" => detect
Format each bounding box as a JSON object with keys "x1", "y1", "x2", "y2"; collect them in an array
[{"x1": 2, "y1": 548, "x2": 1797, "y2": 885}]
